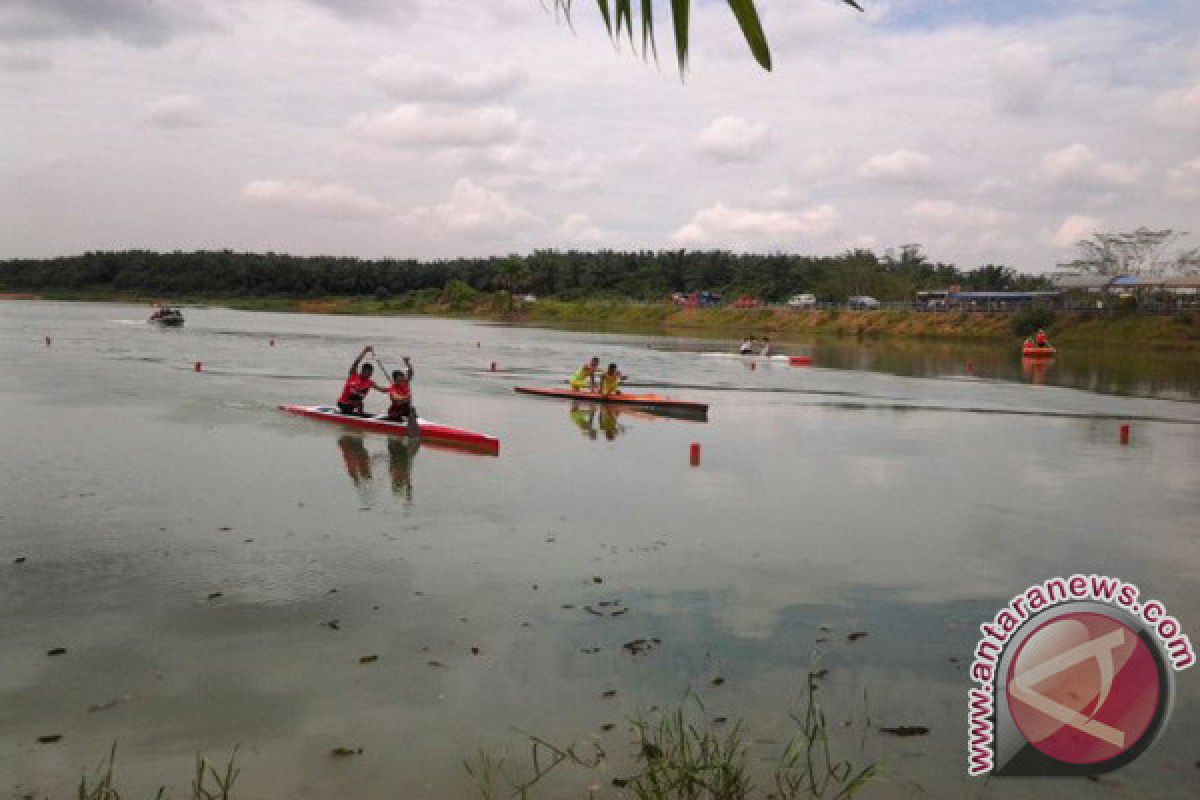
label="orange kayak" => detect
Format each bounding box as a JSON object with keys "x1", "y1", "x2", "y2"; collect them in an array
[{"x1": 514, "y1": 386, "x2": 708, "y2": 415}]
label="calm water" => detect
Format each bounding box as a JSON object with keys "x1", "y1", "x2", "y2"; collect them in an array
[{"x1": 2, "y1": 301, "x2": 1198, "y2": 798}]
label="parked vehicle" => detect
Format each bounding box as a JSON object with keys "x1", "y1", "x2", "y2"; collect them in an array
[
  {"x1": 848, "y1": 295, "x2": 880, "y2": 310},
  {"x1": 731, "y1": 295, "x2": 762, "y2": 309},
  {"x1": 671, "y1": 291, "x2": 722, "y2": 308},
  {"x1": 787, "y1": 293, "x2": 817, "y2": 309}
]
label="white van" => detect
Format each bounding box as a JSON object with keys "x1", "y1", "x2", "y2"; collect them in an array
[{"x1": 787, "y1": 293, "x2": 817, "y2": 309}]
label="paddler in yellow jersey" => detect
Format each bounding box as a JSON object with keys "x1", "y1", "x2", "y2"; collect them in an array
[
  {"x1": 600, "y1": 363, "x2": 625, "y2": 397},
  {"x1": 570, "y1": 356, "x2": 601, "y2": 392}
]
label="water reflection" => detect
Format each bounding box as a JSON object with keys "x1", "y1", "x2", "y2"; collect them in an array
[
  {"x1": 1021, "y1": 355, "x2": 1055, "y2": 385},
  {"x1": 659, "y1": 338, "x2": 1200, "y2": 401},
  {"x1": 335, "y1": 434, "x2": 420, "y2": 505},
  {"x1": 569, "y1": 401, "x2": 624, "y2": 440},
  {"x1": 567, "y1": 400, "x2": 708, "y2": 441}
]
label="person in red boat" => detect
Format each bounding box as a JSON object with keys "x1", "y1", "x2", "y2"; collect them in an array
[
  {"x1": 385, "y1": 357, "x2": 415, "y2": 423},
  {"x1": 337, "y1": 346, "x2": 386, "y2": 415},
  {"x1": 1034, "y1": 329, "x2": 1049, "y2": 347}
]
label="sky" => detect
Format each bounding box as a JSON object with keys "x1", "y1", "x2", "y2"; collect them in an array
[{"x1": 1, "y1": 0, "x2": 1198, "y2": 273}]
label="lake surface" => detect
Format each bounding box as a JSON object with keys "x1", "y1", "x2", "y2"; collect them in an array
[{"x1": 2, "y1": 301, "x2": 1198, "y2": 798}]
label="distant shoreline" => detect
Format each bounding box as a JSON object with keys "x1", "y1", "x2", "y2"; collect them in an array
[{"x1": 7, "y1": 290, "x2": 1200, "y2": 351}]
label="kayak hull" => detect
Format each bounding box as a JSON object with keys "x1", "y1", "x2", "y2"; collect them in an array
[
  {"x1": 279, "y1": 404, "x2": 499, "y2": 456},
  {"x1": 514, "y1": 386, "x2": 708, "y2": 416},
  {"x1": 1022, "y1": 346, "x2": 1057, "y2": 359}
]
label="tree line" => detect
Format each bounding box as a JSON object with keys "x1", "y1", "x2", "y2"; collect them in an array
[{"x1": 0, "y1": 247, "x2": 1051, "y2": 303}]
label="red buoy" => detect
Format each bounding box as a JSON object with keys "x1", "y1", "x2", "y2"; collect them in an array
[
  {"x1": 194, "y1": 361, "x2": 203, "y2": 372},
  {"x1": 788, "y1": 356, "x2": 812, "y2": 367},
  {"x1": 689, "y1": 442, "x2": 701, "y2": 466},
  {"x1": 490, "y1": 361, "x2": 497, "y2": 372},
  {"x1": 1120, "y1": 424, "x2": 1130, "y2": 445},
  {"x1": 269, "y1": 338, "x2": 276, "y2": 347},
  {"x1": 749, "y1": 361, "x2": 756, "y2": 371}
]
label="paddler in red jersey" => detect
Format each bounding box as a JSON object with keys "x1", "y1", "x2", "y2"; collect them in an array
[
  {"x1": 337, "y1": 346, "x2": 386, "y2": 415},
  {"x1": 385, "y1": 357, "x2": 415, "y2": 422},
  {"x1": 1035, "y1": 328, "x2": 1050, "y2": 347}
]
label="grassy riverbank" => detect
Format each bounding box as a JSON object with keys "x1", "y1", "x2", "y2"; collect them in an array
[{"x1": 9, "y1": 289, "x2": 1200, "y2": 350}]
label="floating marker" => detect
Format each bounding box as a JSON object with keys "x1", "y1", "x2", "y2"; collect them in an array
[
  {"x1": 689, "y1": 442, "x2": 701, "y2": 467},
  {"x1": 44, "y1": 336, "x2": 51, "y2": 347},
  {"x1": 788, "y1": 356, "x2": 812, "y2": 367},
  {"x1": 194, "y1": 361, "x2": 204, "y2": 372},
  {"x1": 490, "y1": 362, "x2": 497, "y2": 372},
  {"x1": 269, "y1": 338, "x2": 275, "y2": 347},
  {"x1": 1120, "y1": 424, "x2": 1130, "y2": 445},
  {"x1": 749, "y1": 361, "x2": 757, "y2": 371}
]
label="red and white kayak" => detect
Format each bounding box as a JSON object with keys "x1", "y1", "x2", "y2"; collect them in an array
[
  {"x1": 279, "y1": 405, "x2": 499, "y2": 456},
  {"x1": 1022, "y1": 345, "x2": 1057, "y2": 359},
  {"x1": 514, "y1": 386, "x2": 708, "y2": 415}
]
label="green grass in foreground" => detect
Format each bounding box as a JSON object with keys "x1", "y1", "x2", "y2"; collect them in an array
[
  {"x1": 464, "y1": 672, "x2": 880, "y2": 799},
  {"x1": 69, "y1": 676, "x2": 879, "y2": 799},
  {"x1": 76, "y1": 744, "x2": 239, "y2": 800}
]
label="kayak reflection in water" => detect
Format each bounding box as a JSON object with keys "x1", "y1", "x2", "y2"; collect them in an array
[
  {"x1": 568, "y1": 401, "x2": 623, "y2": 441},
  {"x1": 570, "y1": 401, "x2": 598, "y2": 440},
  {"x1": 387, "y1": 437, "x2": 419, "y2": 504},
  {"x1": 598, "y1": 406, "x2": 619, "y2": 440},
  {"x1": 336, "y1": 434, "x2": 420, "y2": 505},
  {"x1": 337, "y1": 435, "x2": 373, "y2": 505}
]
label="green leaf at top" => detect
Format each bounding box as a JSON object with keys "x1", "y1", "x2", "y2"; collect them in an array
[{"x1": 726, "y1": 0, "x2": 771, "y2": 71}]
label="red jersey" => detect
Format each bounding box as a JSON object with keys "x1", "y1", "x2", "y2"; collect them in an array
[
  {"x1": 389, "y1": 381, "x2": 411, "y2": 402},
  {"x1": 339, "y1": 373, "x2": 375, "y2": 404}
]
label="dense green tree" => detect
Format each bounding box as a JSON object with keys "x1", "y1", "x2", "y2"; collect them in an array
[{"x1": 0, "y1": 249, "x2": 1050, "y2": 302}]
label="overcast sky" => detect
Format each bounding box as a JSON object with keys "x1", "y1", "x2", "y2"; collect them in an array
[{"x1": 1, "y1": 0, "x2": 1197, "y2": 272}]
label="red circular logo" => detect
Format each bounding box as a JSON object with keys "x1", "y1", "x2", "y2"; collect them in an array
[{"x1": 1006, "y1": 611, "x2": 1162, "y2": 765}]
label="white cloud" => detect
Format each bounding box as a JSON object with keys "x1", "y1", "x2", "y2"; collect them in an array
[
  {"x1": 695, "y1": 115, "x2": 770, "y2": 162},
  {"x1": 671, "y1": 203, "x2": 839, "y2": 247},
  {"x1": 559, "y1": 212, "x2": 607, "y2": 245},
  {"x1": 481, "y1": 147, "x2": 602, "y2": 193},
  {"x1": 146, "y1": 94, "x2": 208, "y2": 129},
  {"x1": 346, "y1": 104, "x2": 524, "y2": 150},
  {"x1": 242, "y1": 179, "x2": 388, "y2": 220},
  {"x1": 1051, "y1": 214, "x2": 1102, "y2": 250},
  {"x1": 793, "y1": 151, "x2": 843, "y2": 183},
  {"x1": 0, "y1": 47, "x2": 51, "y2": 71},
  {"x1": 859, "y1": 148, "x2": 932, "y2": 182},
  {"x1": 367, "y1": 57, "x2": 527, "y2": 104},
  {"x1": 991, "y1": 42, "x2": 1052, "y2": 116},
  {"x1": 1166, "y1": 157, "x2": 1200, "y2": 201},
  {"x1": 305, "y1": 0, "x2": 420, "y2": 23},
  {"x1": 1040, "y1": 143, "x2": 1141, "y2": 188},
  {"x1": 1149, "y1": 80, "x2": 1200, "y2": 129},
  {"x1": 3, "y1": 0, "x2": 1198, "y2": 271},
  {"x1": 399, "y1": 178, "x2": 537, "y2": 239},
  {"x1": 906, "y1": 199, "x2": 1008, "y2": 229}
]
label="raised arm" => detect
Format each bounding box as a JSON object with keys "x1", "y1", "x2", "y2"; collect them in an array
[{"x1": 348, "y1": 345, "x2": 373, "y2": 374}]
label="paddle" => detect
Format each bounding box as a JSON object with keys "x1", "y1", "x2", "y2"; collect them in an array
[{"x1": 374, "y1": 354, "x2": 420, "y2": 440}]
